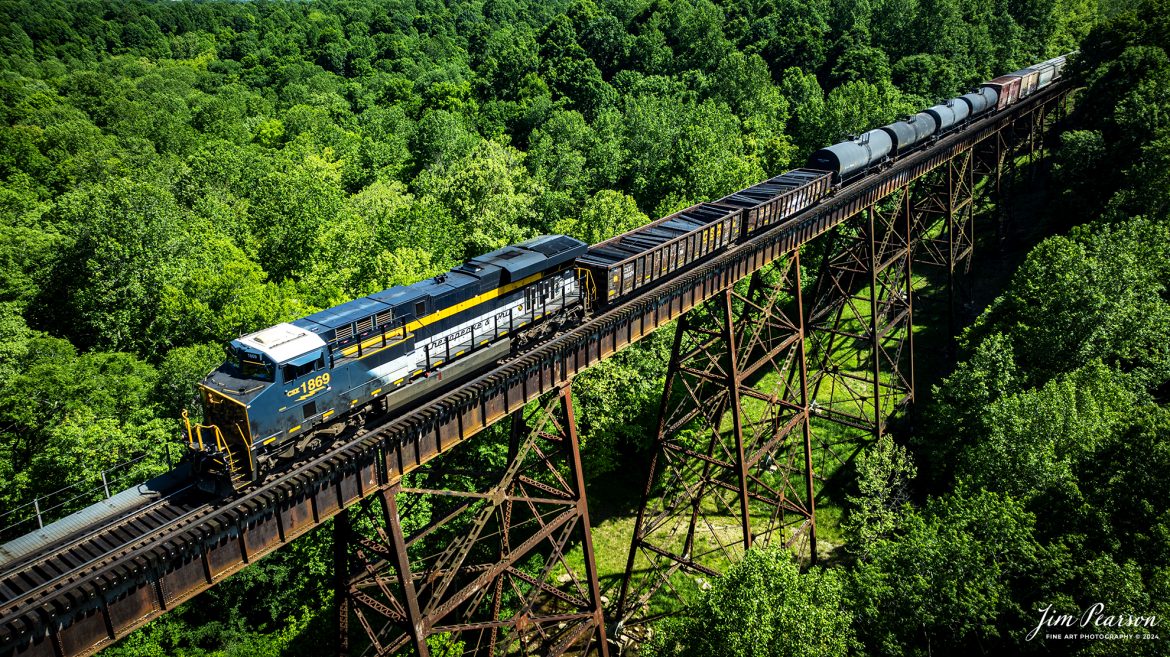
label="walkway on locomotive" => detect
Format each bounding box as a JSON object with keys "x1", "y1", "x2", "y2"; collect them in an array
[{"x1": 194, "y1": 235, "x2": 587, "y2": 451}]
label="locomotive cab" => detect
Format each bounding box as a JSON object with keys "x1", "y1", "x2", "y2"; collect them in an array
[{"x1": 186, "y1": 324, "x2": 327, "y2": 494}]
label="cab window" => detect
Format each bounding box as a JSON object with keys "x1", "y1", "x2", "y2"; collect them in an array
[
  {"x1": 226, "y1": 347, "x2": 241, "y2": 370},
  {"x1": 282, "y1": 354, "x2": 326, "y2": 383},
  {"x1": 239, "y1": 351, "x2": 275, "y2": 382}
]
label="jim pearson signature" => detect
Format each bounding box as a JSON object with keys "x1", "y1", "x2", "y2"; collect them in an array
[{"x1": 1027, "y1": 603, "x2": 1161, "y2": 642}]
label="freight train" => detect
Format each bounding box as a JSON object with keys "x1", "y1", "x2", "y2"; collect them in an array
[{"x1": 185, "y1": 54, "x2": 1070, "y2": 494}]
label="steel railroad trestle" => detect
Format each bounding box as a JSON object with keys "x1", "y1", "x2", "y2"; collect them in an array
[{"x1": 0, "y1": 83, "x2": 1070, "y2": 657}]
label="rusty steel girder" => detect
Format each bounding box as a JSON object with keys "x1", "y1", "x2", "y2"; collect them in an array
[
  {"x1": 334, "y1": 385, "x2": 608, "y2": 657},
  {"x1": 615, "y1": 256, "x2": 817, "y2": 634},
  {"x1": 806, "y1": 186, "x2": 915, "y2": 441},
  {"x1": 908, "y1": 148, "x2": 977, "y2": 336},
  {"x1": 611, "y1": 88, "x2": 1072, "y2": 641},
  {"x1": 0, "y1": 85, "x2": 1070, "y2": 657}
]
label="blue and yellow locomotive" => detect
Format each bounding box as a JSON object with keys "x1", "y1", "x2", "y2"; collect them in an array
[{"x1": 185, "y1": 235, "x2": 587, "y2": 493}]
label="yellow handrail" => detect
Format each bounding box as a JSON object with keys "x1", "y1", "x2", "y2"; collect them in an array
[
  {"x1": 182, "y1": 410, "x2": 202, "y2": 450},
  {"x1": 183, "y1": 411, "x2": 245, "y2": 480},
  {"x1": 576, "y1": 268, "x2": 596, "y2": 315},
  {"x1": 234, "y1": 423, "x2": 254, "y2": 476}
]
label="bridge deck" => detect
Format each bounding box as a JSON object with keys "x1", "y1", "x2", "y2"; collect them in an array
[{"x1": 0, "y1": 81, "x2": 1067, "y2": 657}]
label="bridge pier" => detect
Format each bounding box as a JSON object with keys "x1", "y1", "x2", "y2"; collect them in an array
[
  {"x1": 334, "y1": 385, "x2": 608, "y2": 657},
  {"x1": 912, "y1": 146, "x2": 978, "y2": 338},
  {"x1": 615, "y1": 255, "x2": 818, "y2": 635},
  {"x1": 612, "y1": 90, "x2": 1070, "y2": 638},
  {"x1": 806, "y1": 183, "x2": 916, "y2": 441}
]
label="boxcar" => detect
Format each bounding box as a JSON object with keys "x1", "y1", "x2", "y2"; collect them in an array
[
  {"x1": 1031, "y1": 62, "x2": 1057, "y2": 89},
  {"x1": 1043, "y1": 55, "x2": 1068, "y2": 79},
  {"x1": 983, "y1": 75, "x2": 1022, "y2": 110},
  {"x1": 1007, "y1": 68, "x2": 1041, "y2": 98}
]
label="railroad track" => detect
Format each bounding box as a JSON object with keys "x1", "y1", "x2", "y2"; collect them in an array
[
  {"x1": 0, "y1": 82, "x2": 1069, "y2": 657},
  {"x1": 0, "y1": 287, "x2": 643, "y2": 652},
  {"x1": 0, "y1": 491, "x2": 209, "y2": 627}
]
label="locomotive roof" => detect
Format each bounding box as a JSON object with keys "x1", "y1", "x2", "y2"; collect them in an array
[
  {"x1": 368, "y1": 285, "x2": 427, "y2": 307},
  {"x1": 299, "y1": 297, "x2": 390, "y2": 331},
  {"x1": 274, "y1": 235, "x2": 588, "y2": 349},
  {"x1": 406, "y1": 270, "x2": 482, "y2": 300},
  {"x1": 466, "y1": 235, "x2": 587, "y2": 283},
  {"x1": 233, "y1": 323, "x2": 328, "y2": 364}
]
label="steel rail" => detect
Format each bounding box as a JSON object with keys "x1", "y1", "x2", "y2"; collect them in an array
[
  {"x1": 0, "y1": 485, "x2": 199, "y2": 603},
  {"x1": 0, "y1": 81, "x2": 1067, "y2": 657}
]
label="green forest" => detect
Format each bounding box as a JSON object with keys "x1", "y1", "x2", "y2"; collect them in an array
[{"x1": 0, "y1": 0, "x2": 1166, "y2": 655}]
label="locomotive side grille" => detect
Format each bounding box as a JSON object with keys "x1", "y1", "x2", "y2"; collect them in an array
[
  {"x1": 376, "y1": 311, "x2": 394, "y2": 327},
  {"x1": 336, "y1": 325, "x2": 354, "y2": 341},
  {"x1": 356, "y1": 317, "x2": 373, "y2": 334}
]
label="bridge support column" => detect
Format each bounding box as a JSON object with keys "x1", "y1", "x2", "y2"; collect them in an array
[
  {"x1": 615, "y1": 255, "x2": 817, "y2": 637},
  {"x1": 913, "y1": 148, "x2": 977, "y2": 336},
  {"x1": 806, "y1": 183, "x2": 915, "y2": 444},
  {"x1": 971, "y1": 128, "x2": 1010, "y2": 242},
  {"x1": 335, "y1": 384, "x2": 608, "y2": 656},
  {"x1": 336, "y1": 510, "x2": 351, "y2": 657}
]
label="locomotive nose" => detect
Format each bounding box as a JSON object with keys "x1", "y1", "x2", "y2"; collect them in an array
[{"x1": 184, "y1": 386, "x2": 256, "y2": 494}]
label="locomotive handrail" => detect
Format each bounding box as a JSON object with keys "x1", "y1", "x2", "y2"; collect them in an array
[{"x1": 0, "y1": 77, "x2": 1070, "y2": 657}]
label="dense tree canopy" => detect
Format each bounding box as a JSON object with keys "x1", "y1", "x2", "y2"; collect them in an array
[
  {"x1": 0, "y1": 0, "x2": 1120, "y2": 654},
  {"x1": 0, "y1": 0, "x2": 1085, "y2": 524},
  {"x1": 646, "y1": 547, "x2": 857, "y2": 657},
  {"x1": 655, "y1": 3, "x2": 1170, "y2": 657}
]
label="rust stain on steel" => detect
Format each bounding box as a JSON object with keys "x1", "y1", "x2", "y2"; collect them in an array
[
  {"x1": 336, "y1": 386, "x2": 608, "y2": 655},
  {"x1": 615, "y1": 88, "x2": 1068, "y2": 632},
  {"x1": 1, "y1": 85, "x2": 1068, "y2": 657}
]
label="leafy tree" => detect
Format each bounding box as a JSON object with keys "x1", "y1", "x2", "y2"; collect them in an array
[
  {"x1": 850, "y1": 489, "x2": 1041, "y2": 656},
  {"x1": 572, "y1": 320, "x2": 670, "y2": 476},
  {"x1": 843, "y1": 434, "x2": 916, "y2": 560},
  {"x1": 778, "y1": 66, "x2": 826, "y2": 154},
  {"x1": 579, "y1": 11, "x2": 630, "y2": 77},
  {"x1": 539, "y1": 14, "x2": 615, "y2": 117},
  {"x1": 955, "y1": 363, "x2": 1138, "y2": 504},
  {"x1": 831, "y1": 38, "x2": 893, "y2": 87},
  {"x1": 747, "y1": 0, "x2": 831, "y2": 75},
  {"x1": 249, "y1": 145, "x2": 346, "y2": 281},
  {"x1": 413, "y1": 138, "x2": 536, "y2": 256},
  {"x1": 0, "y1": 332, "x2": 172, "y2": 513},
  {"x1": 0, "y1": 176, "x2": 57, "y2": 307},
  {"x1": 623, "y1": 94, "x2": 763, "y2": 213},
  {"x1": 963, "y1": 219, "x2": 1170, "y2": 387},
  {"x1": 819, "y1": 78, "x2": 911, "y2": 147},
  {"x1": 473, "y1": 24, "x2": 540, "y2": 100},
  {"x1": 154, "y1": 342, "x2": 223, "y2": 420},
  {"x1": 527, "y1": 108, "x2": 597, "y2": 224},
  {"x1": 37, "y1": 178, "x2": 188, "y2": 353},
  {"x1": 892, "y1": 53, "x2": 961, "y2": 102},
  {"x1": 411, "y1": 108, "x2": 479, "y2": 170},
  {"x1": 552, "y1": 188, "x2": 648, "y2": 245},
  {"x1": 0, "y1": 0, "x2": 1121, "y2": 652},
  {"x1": 1050, "y1": 129, "x2": 1107, "y2": 218},
  {"x1": 646, "y1": 547, "x2": 857, "y2": 657}
]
